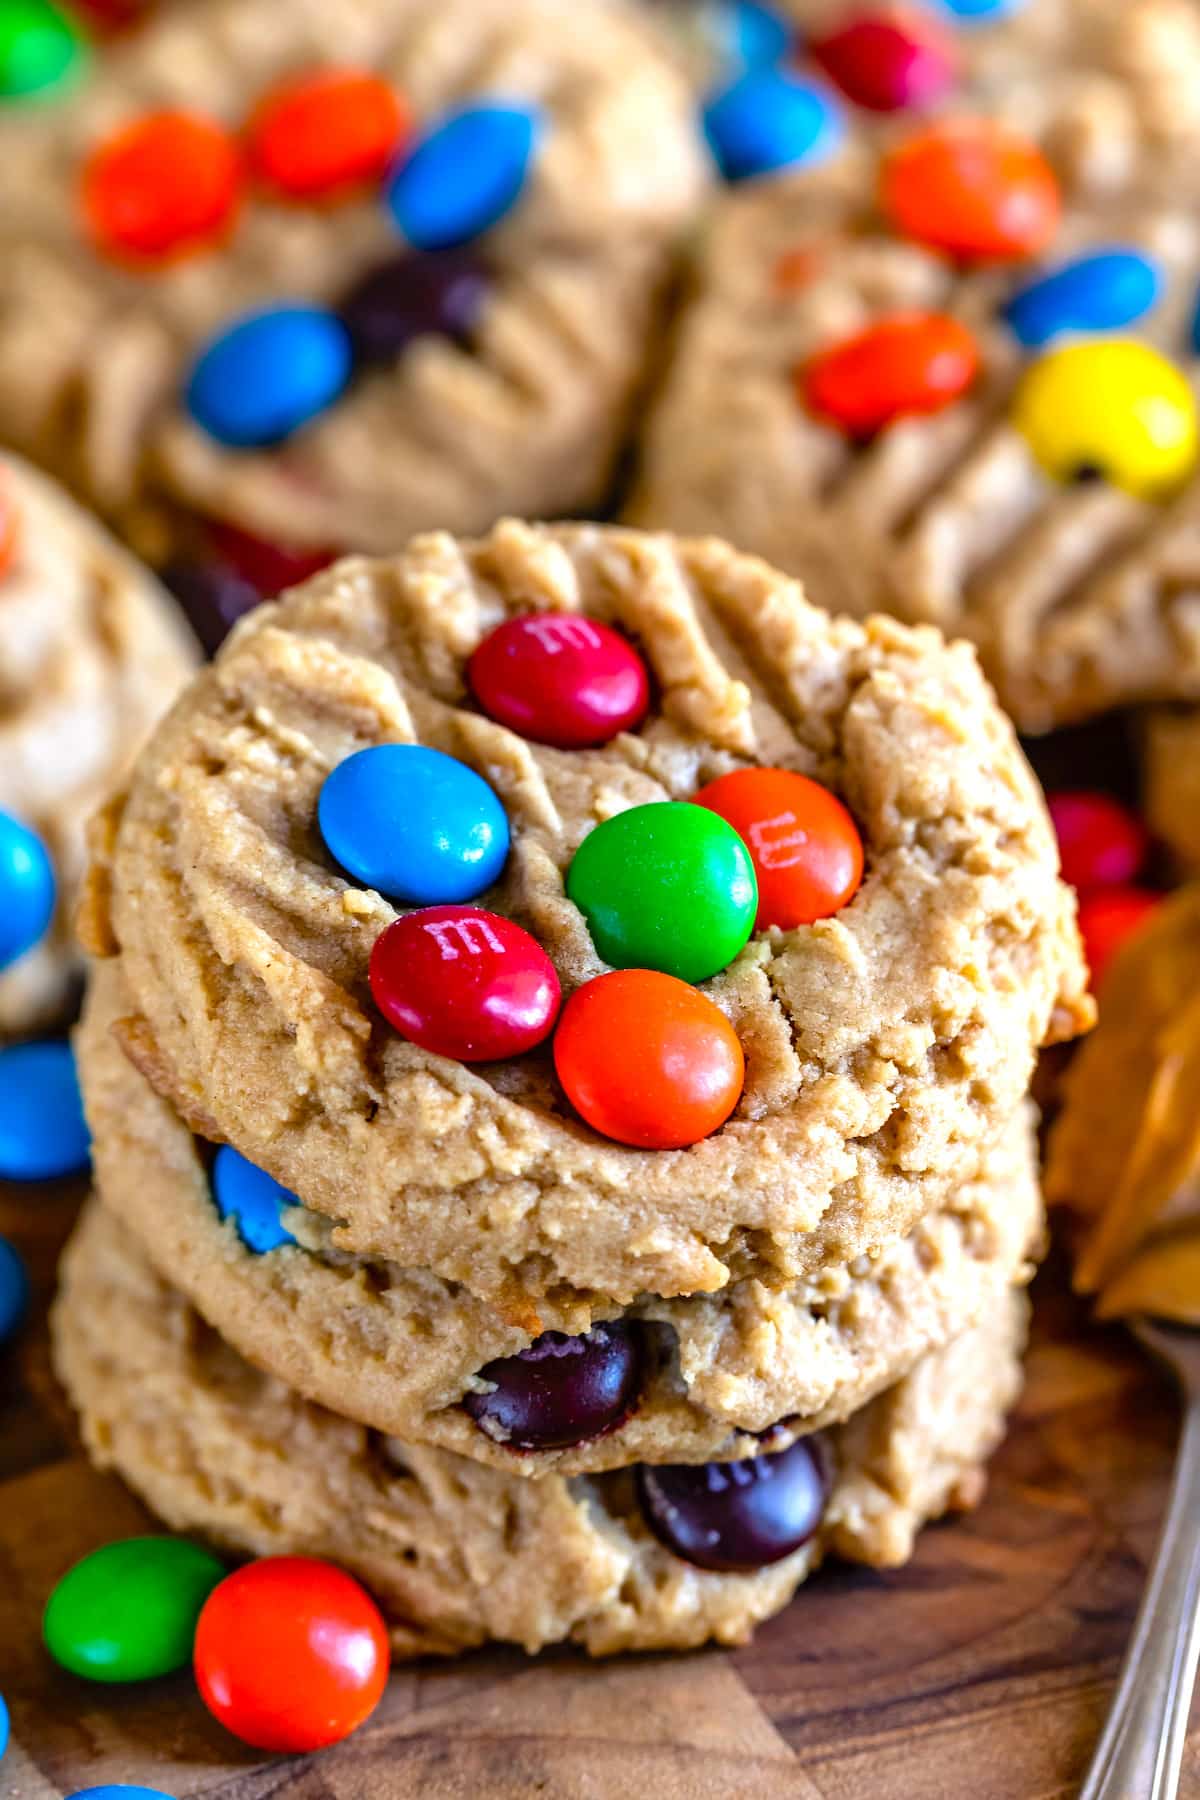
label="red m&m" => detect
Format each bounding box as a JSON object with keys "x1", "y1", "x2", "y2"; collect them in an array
[
  {"x1": 248, "y1": 69, "x2": 409, "y2": 201},
  {"x1": 694, "y1": 767, "x2": 864, "y2": 929},
  {"x1": 554, "y1": 969, "x2": 744, "y2": 1150},
  {"x1": 802, "y1": 312, "x2": 979, "y2": 437},
  {"x1": 468, "y1": 613, "x2": 650, "y2": 749},
  {"x1": 207, "y1": 520, "x2": 337, "y2": 598},
  {"x1": 193, "y1": 1556, "x2": 389, "y2": 1753},
  {"x1": 82, "y1": 110, "x2": 242, "y2": 262},
  {"x1": 1077, "y1": 886, "x2": 1162, "y2": 990},
  {"x1": 881, "y1": 120, "x2": 1060, "y2": 262},
  {"x1": 1047, "y1": 790, "x2": 1149, "y2": 894},
  {"x1": 810, "y1": 8, "x2": 957, "y2": 114},
  {"x1": 370, "y1": 905, "x2": 561, "y2": 1062}
]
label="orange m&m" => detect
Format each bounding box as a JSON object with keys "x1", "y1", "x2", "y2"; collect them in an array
[
  {"x1": 694, "y1": 767, "x2": 863, "y2": 930},
  {"x1": 82, "y1": 110, "x2": 242, "y2": 262},
  {"x1": 248, "y1": 69, "x2": 409, "y2": 201},
  {"x1": 554, "y1": 969, "x2": 744, "y2": 1151},
  {"x1": 881, "y1": 120, "x2": 1060, "y2": 262},
  {"x1": 802, "y1": 312, "x2": 979, "y2": 437},
  {"x1": 0, "y1": 482, "x2": 18, "y2": 578}
]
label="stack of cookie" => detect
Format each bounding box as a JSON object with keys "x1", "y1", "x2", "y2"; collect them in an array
[{"x1": 55, "y1": 520, "x2": 1091, "y2": 1654}]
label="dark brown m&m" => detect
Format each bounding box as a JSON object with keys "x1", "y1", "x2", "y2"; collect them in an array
[
  {"x1": 469, "y1": 613, "x2": 649, "y2": 749},
  {"x1": 464, "y1": 1322, "x2": 644, "y2": 1450},
  {"x1": 636, "y1": 1435, "x2": 828, "y2": 1572}
]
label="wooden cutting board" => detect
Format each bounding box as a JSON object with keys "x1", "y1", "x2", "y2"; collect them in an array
[{"x1": 2, "y1": 1173, "x2": 1198, "y2": 1800}]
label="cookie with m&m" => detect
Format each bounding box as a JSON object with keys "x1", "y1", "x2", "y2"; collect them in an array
[{"x1": 0, "y1": 0, "x2": 706, "y2": 571}]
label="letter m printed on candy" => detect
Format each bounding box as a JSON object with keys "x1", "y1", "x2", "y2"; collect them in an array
[{"x1": 421, "y1": 913, "x2": 505, "y2": 961}]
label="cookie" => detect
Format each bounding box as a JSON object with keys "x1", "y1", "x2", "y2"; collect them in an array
[
  {"x1": 0, "y1": 0, "x2": 705, "y2": 563},
  {"x1": 0, "y1": 451, "x2": 196, "y2": 1038},
  {"x1": 1144, "y1": 710, "x2": 1200, "y2": 877},
  {"x1": 629, "y1": 127, "x2": 1200, "y2": 731},
  {"x1": 83, "y1": 521, "x2": 1090, "y2": 1307},
  {"x1": 78, "y1": 953, "x2": 1044, "y2": 1474},
  {"x1": 52, "y1": 1198, "x2": 1029, "y2": 1656}
]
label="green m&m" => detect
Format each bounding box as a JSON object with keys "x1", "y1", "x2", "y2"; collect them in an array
[
  {"x1": 44, "y1": 1536, "x2": 226, "y2": 1682},
  {"x1": 566, "y1": 801, "x2": 757, "y2": 984},
  {"x1": 0, "y1": 0, "x2": 85, "y2": 100}
]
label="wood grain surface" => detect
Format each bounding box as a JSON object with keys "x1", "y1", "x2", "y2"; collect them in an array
[{"x1": 2, "y1": 1173, "x2": 1197, "y2": 1800}]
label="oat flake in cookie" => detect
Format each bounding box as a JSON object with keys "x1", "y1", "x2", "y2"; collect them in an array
[
  {"x1": 0, "y1": 0, "x2": 706, "y2": 562},
  {"x1": 53, "y1": 1200, "x2": 1030, "y2": 1657},
  {"x1": 84, "y1": 521, "x2": 1090, "y2": 1306},
  {"x1": 0, "y1": 451, "x2": 196, "y2": 1038}
]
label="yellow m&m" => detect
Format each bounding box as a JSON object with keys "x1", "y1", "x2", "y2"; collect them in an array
[{"x1": 1012, "y1": 339, "x2": 1198, "y2": 499}]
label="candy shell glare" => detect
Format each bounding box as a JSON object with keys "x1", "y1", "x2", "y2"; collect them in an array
[
  {"x1": 468, "y1": 612, "x2": 650, "y2": 748},
  {"x1": 44, "y1": 1537, "x2": 226, "y2": 1683},
  {"x1": 0, "y1": 808, "x2": 55, "y2": 970},
  {"x1": 212, "y1": 1146, "x2": 299, "y2": 1254},
  {"x1": 386, "y1": 103, "x2": 539, "y2": 251},
  {"x1": 185, "y1": 305, "x2": 353, "y2": 448},
  {"x1": 0, "y1": 1238, "x2": 28, "y2": 1344},
  {"x1": 1013, "y1": 339, "x2": 1198, "y2": 498},
  {"x1": 0, "y1": 1041, "x2": 89, "y2": 1180},
  {"x1": 319, "y1": 743, "x2": 509, "y2": 904},
  {"x1": 703, "y1": 67, "x2": 843, "y2": 181}
]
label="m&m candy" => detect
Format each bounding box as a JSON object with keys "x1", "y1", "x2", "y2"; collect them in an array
[
  {"x1": 810, "y1": 8, "x2": 957, "y2": 114},
  {"x1": 1012, "y1": 340, "x2": 1198, "y2": 498},
  {"x1": 703, "y1": 67, "x2": 843, "y2": 182},
  {"x1": 163, "y1": 558, "x2": 260, "y2": 657},
  {"x1": 936, "y1": 0, "x2": 1021, "y2": 15},
  {"x1": 554, "y1": 968, "x2": 744, "y2": 1150},
  {"x1": 566, "y1": 802, "x2": 756, "y2": 985},
  {"x1": 0, "y1": 1694, "x2": 7, "y2": 1762},
  {"x1": 0, "y1": 478, "x2": 18, "y2": 574},
  {"x1": 0, "y1": 0, "x2": 84, "y2": 100},
  {"x1": 636, "y1": 1435, "x2": 827, "y2": 1571},
  {"x1": 468, "y1": 613, "x2": 650, "y2": 749},
  {"x1": 881, "y1": 120, "x2": 1059, "y2": 261},
  {"x1": 248, "y1": 69, "x2": 408, "y2": 201},
  {"x1": 82, "y1": 112, "x2": 242, "y2": 262},
  {"x1": 44, "y1": 1537, "x2": 226, "y2": 1682},
  {"x1": 370, "y1": 905, "x2": 561, "y2": 1061},
  {"x1": 802, "y1": 312, "x2": 979, "y2": 436},
  {"x1": 319, "y1": 744, "x2": 509, "y2": 904},
  {"x1": 694, "y1": 767, "x2": 864, "y2": 929},
  {"x1": 194, "y1": 1556, "x2": 390, "y2": 1752},
  {"x1": 1004, "y1": 249, "x2": 1161, "y2": 348},
  {"x1": 718, "y1": 0, "x2": 792, "y2": 71},
  {"x1": 0, "y1": 1238, "x2": 28, "y2": 1344},
  {"x1": 0, "y1": 809, "x2": 55, "y2": 969},
  {"x1": 1078, "y1": 886, "x2": 1162, "y2": 989},
  {"x1": 464, "y1": 1321, "x2": 644, "y2": 1450},
  {"x1": 185, "y1": 305, "x2": 353, "y2": 448},
  {"x1": 212, "y1": 1146, "x2": 299, "y2": 1253},
  {"x1": 67, "y1": 1790, "x2": 177, "y2": 1800},
  {"x1": 206, "y1": 521, "x2": 336, "y2": 597},
  {"x1": 1047, "y1": 791, "x2": 1149, "y2": 894},
  {"x1": 386, "y1": 103, "x2": 540, "y2": 252},
  {"x1": 339, "y1": 249, "x2": 490, "y2": 365},
  {"x1": 0, "y1": 1041, "x2": 89, "y2": 1180}
]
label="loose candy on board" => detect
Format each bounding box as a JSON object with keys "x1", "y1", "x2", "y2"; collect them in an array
[
  {"x1": 319, "y1": 744, "x2": 510, "y2": 904},
  {"x1": 185, "y1": 305, "x2": 353, "y2": 448},
  {"x1": 464, "y1": 1321, "x2": 644, "y2": 1450},
  {"x1": 248, "y1": 69, "x2": 408, "y2": 200},
  {"x1": 802, "y1": 312, "x2": 979, "y2": 436},
  {"x1": 1012, "y1": 339, "x2": 1198, "y2": 498},
  {"x1": 566, "y1": 801, "x2": 756, "y2": 984},
  {"x1": 370, "y1": 905, "x2": 561, "y2": 1061},
  {"x1": 44, "y1": 1537, "x2": 226, "y2": 1682},
  {"x1": 703, "y1": 67, "x2": 843, "y2": 182},
  {"x1": 0, "y1": 1041, "x2": 89, "y2": 1180},
  {"x1": 468, "y1": 613, "x2": 650, "y2": 749},
  {"x1": 1004, "y1": 249, "x2": 1161, "y2": 348},
  {"x1": 194, "y1": 1556, "x2": 390, "y2": 1752},
  {"x1": 339, "y1": 248, "x2": 490, "y2": 365},
  {"x1": 881, "y1": 119, "x2": 1060, "y2": 261},
  {"x1": 212, "y1": 1145, "x2": 299, "y2": 1254},
  {"x1": 694, "y1": 767, "x2": 864, "y2": 929},
  {"x1": 1078, "y1": 886, "x2": 1162, "y2": 989},
  {"x1": 636, "y1": 1435, "x2": 828, "y2": 1571},
  {"x1": 810, "y1": 8, "x2": 957, "y2": 114},
  {"x1": 82, "y1": 111, "x2": 242, "y2": 262},
  {"x1": 553, "y1": 968, "x2": 745, "y2": 1150},
  {"x1": 1047, "y1": 791, "x2": 1149, "y2": 894},
  {"x1": 0, "y1": 1237, "x2": 28, "y2": 1344},
  {"x1": 0, "y1": 0, "x2": 84, "y2": 100},
  {"x1": 386, "y1": 103, "x2": 539, "y2": 251},
  {"x1": 0, "y1": 809, "x2": 55, "y2": 969}
]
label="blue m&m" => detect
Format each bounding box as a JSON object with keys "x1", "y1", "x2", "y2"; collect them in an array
[
  {"x1": 0, "y1": 1238, "x2": 28, "y2": 1343},
  {"x1": 386, "y1": 103, "x2": 540, "y2": 252},
  {"x1": 703, "y1": 68, "x2": 843, "y2": 182},
  {"x1": 935, "y1": 0, "x2": 1022, "y2": 16},
  {"x1": 186, "y1": 305, "x2": 353, "y2": 448},
  {"x1": 1004, "y1": 249, "x2": 1161, "y2": 348},
  {"x1": 0, "y1": 1693, "x2": 7, "y2": 1761},
  {"x1": 67, "y1": 1791, "x2": 177, "y2": 1800},
  {"x1": 0, "y1": 810, "x2": 54, "y2": 970},
  {"x1": 0, "y1": 1041, "x2": 89, "y2": 1180},
  {"x1": 212, "y1": 1146, "x2": 299, "y2": 1254},
  {"x1": 319, "y1": 743, "x2": 509, "y2": 904},
  {"x1": 716, "y1": 0, "x2": 791, "y2": 70}
]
